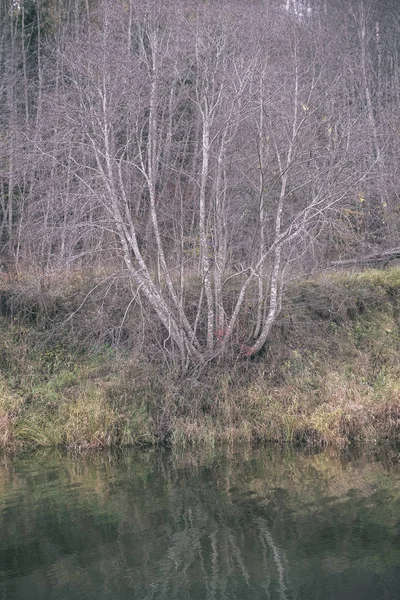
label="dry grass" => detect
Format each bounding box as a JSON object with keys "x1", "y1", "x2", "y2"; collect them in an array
[
  {"x1": 0, "y1": 375, "x2": 24, "y2": 450},
  {"x1": 1, "y1": 267, "x2": 400, "y2": 451}
]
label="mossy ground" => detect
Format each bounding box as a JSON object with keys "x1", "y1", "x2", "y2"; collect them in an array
[{"x1": 1, "y1": 267, "x2": 400, "y2": 451}]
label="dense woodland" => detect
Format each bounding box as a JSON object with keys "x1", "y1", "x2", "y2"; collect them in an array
[{"x1": 1, "y1": 0, "x2": 399, "y2": 371}]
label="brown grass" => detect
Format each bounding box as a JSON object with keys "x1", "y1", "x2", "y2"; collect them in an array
[{"x1": 1, "y1": 267, "x2": 400, "y2": 451}]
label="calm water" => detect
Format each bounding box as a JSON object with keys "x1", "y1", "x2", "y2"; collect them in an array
[{"x1": 1, "y1": 446, "x2": 400, "y2": 600}]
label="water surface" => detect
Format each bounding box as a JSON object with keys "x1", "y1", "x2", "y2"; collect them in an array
[{"x1": 1, "y1": 445, "x2": 400, "y2": 599}]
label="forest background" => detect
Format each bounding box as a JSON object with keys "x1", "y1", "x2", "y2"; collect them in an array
[{"x1": 0, "y1": 0, "x2": 400, "y2": 449}]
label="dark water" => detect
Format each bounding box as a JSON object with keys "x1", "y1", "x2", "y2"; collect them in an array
[{"x1": 1, "y1": 446, "x2": 400, "y2": 600}]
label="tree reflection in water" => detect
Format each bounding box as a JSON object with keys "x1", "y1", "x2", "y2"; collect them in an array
[{"x1": 1, "y1": 446, "x2": 400, "y2": 600}]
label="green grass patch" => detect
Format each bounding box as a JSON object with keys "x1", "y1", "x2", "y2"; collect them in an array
[{"x1": 1, "y1": 267, "x2": 400, "y2": 451}]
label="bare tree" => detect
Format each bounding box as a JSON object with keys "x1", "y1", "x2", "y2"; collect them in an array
[{"x1": 3, "y1": 0, "x2": 399, "y2": 371}]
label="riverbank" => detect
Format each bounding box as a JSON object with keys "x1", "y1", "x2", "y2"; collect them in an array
[{"x1": 1, "y1": 267, "x2": 400, "y2": 451}]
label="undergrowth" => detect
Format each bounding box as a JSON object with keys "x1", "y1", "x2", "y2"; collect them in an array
[{"x1": 0, "y1": 267, "x2": 400, "y2": 451}]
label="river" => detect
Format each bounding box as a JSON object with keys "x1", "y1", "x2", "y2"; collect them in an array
[{"x1": 1, "y1": 445, "x2": 400, "y2": 599}]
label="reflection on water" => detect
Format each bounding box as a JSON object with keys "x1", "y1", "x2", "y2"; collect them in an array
[{"x1": 1, "y1": 445, "x2": 400, "y2": 600}]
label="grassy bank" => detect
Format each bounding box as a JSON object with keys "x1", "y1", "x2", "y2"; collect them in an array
[{"x1": 1, "y1": 267, "x2": 400, "y2": 451}]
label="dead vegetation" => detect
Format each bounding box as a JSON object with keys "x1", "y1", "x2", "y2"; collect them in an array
[{"x1": 0, "y1": 267, "x2": 399, "y2": 451}]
